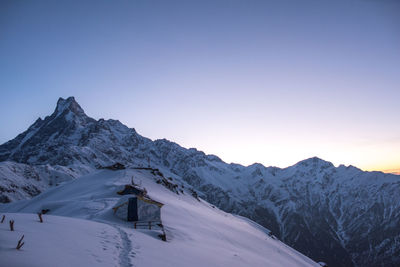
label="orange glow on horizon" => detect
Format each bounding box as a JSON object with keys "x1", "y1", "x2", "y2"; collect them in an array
[{"x1": 378, "y1": 168, "x2": 400, "y2": 175}]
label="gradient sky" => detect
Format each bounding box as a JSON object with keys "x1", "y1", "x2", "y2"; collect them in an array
[{"x1": 1, "y1": 0, "x2": 399, "y2": 172}]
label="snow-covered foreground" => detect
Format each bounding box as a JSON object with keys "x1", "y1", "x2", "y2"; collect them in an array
[
  {"x1": 0, "y1": 169, "x2": 319, "y2": 267},
  {"x1": 0, "y1": 213, "x2": 121, "y2": 267}
]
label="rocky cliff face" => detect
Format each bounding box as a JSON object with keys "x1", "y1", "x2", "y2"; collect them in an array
[{"x1": 1, "y1": 97, "x2": 400, "y2": 267}]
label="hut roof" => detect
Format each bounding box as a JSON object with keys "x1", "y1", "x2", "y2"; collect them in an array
[
  {"x1": 137, "y1": 195, "x2": 164, "y2": 207},
  {"x1": 117, "y1": 185, "x2": 145, "y2": 196}
]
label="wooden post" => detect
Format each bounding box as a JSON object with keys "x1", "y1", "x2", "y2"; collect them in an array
[
  {"x1": 16, "y1": 235, "x2": 25, "y2": 250},
  {"x1": 1, "y1": 215, "x2": 5, "y2": 223},
  {"x1": 38, "y1": 213, "x2": 43, "y2": 223},
  {"x1": 134, "y1": 222, "x2": 137, "y2": 229},
  {"x1": 9, "y1": 220, "x2": 14, "y2": 231},
  {"x1": 160, "y1": 230, "x2": 167, "y2": 242}
]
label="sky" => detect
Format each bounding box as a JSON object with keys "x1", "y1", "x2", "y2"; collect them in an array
[{"x1": 0, "y1": 0, "x2": 399, "y2": 173}]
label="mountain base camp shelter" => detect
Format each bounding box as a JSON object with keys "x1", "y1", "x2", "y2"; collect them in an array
[{"x1": 113, "y1": 195, "x2": 163, "y2": 222}]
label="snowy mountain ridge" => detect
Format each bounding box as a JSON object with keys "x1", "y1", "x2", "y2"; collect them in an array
[{"x1": 1, "y1": 97, "x2": 400, "y2": 266}]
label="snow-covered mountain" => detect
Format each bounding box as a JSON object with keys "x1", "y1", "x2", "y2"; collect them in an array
[
  {"x1": 0, "y1": 168, "x2": 319, "y2": 267},
  {"x1": 1, "y1": 97, "x2": 400, "y2": 266}
]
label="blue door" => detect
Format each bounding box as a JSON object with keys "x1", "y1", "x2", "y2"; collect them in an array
[{"x1": 127, "y1": 197, "x2": 138, "y2": 221}]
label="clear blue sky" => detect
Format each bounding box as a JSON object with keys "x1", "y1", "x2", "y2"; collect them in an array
[{"x1": 1, "y1": 0, "x2": 399, "y2": 172}]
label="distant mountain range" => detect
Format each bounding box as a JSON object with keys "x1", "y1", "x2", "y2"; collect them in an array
[
  {"x1": 383, "y1": 169, "x2": 400, "y2": 175},
  {"x1": 1, "y1": 97, "x2": 399, "y2": 267}
]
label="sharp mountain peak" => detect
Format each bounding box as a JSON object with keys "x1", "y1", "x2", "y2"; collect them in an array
[{"x1": 54, "y1": 96, "x2": 86, "y2": 118}]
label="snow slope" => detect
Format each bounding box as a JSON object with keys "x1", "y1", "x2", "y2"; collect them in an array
[
  {"x1": 0, "y1": 213, "x2": 121, "y2": 267},
  {"x1": 0, "y1": 161, "x2": 86, "y2": 203},
  {"x1": 0, "y1": 169, "x2": 319, "y2": 267}
]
